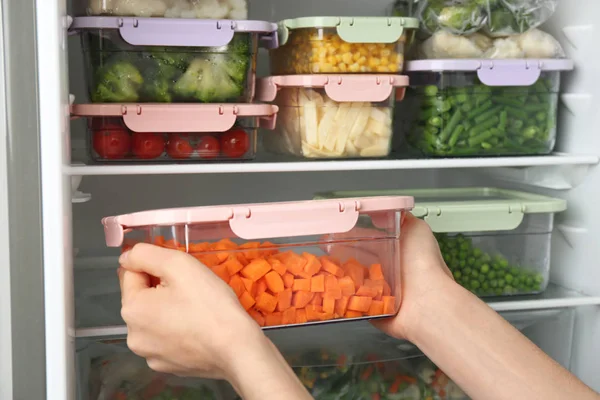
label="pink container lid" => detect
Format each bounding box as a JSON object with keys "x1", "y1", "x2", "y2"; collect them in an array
[
  {"x1": 257, "y1": 75, "x2": 410, "y2": 103},
  {"x1": 71, "y1": 104, "x2": 279, "y2": 132},
  {"x1": 102, "y1": 197, "x2": 414, "y2": 246}
]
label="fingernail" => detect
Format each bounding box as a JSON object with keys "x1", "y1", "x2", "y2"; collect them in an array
[{"x1": 119, "y1": 251, "x2": 129, "y2": 265}]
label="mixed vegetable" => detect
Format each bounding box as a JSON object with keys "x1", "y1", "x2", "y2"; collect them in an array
[
  {"x1": 436, "y1": 233, "x2": 546, "y2": 296},
  {"x1": 399, "y1": 75, "x2": 558, "y2": 157},
  {"x1": 90, "y1": 118, "x2": 252, "y2": 161},
  {"x1": 124, "y1": 237, "x2": 397, "y2": 327},
  {"x1": 85, "y1": 32, "x2": 253, "y2": 103},
  {"x1": 86, "y1": 0, "x2": 248, "y2": 19}
]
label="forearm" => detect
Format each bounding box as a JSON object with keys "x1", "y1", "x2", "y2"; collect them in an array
[
  {"x1": 226, "y1": 331, "x2": 312, "y2": 400},
  {"x1": 408, "y1": 279, "x2": 599, "y2": 400}
]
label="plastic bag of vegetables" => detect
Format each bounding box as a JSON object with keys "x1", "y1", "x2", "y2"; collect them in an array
[{"x1": 413, "y1": 0, "x2": 558, "y2": 37}]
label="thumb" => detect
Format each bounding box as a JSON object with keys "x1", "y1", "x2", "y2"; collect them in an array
[
  {"x1": 118, "y1": 267, "x2": 151, "y2": 301},
  {"x1": 119, "y1": 243, "x2": 194, "y2": 279}
]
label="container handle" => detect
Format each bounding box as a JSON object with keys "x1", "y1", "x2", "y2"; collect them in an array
[
  {"x1": 477, "y1": 61, "x2": 542, "y2": 87},
  {"x1": 119, "y1": 18, "x2": 235, "y2": 47},
  {"x1": 122, "y1": 105, "x2": 237, "y2": 133},
  {"x1": 417, "y1": 206, "x2": 525, "y2": 233},
  {"x1": 324, "y1": 76, "x2": 396, "y2": 102},
  {"x1": 229, "y1": 201, "x2": 360, "y2": 240},
  {"x1": 337, "y1": 18, "x2": 405, "y2": 44}
]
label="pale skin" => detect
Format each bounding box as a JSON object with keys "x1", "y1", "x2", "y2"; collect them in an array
[{"x1": 119, "y1": 214, "x2": 600, "y2": 400}]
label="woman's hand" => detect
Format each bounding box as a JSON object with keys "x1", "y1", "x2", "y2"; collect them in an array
[{"x1": 118, "y1": 243, "x2": 263, "y2": 380}]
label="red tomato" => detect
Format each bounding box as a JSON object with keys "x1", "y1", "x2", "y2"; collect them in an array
[
  {"x1": 90, "y1": 117, "x2": 123, "y2": 131},
  {"x1": 92, "y1": 127, "x2": 131, "y2": 160},
  {"x1": 132, "y1": 133, "x2": 165, "y2": 159},
  {"x1": 166, "y1": 134, "x2": 194, "y2": 159},
  {"x1": 196, "y1": 135, "x2": 220, "y2": 159},
  {"x1": 220, "y1": 129, "x2": 250, "y2": 159}
]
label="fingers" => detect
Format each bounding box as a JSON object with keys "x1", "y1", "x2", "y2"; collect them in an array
[
  {"x1": 119, "y1": 243, "x2": 193, "y2": 279},
  {"x1": 119, "y1": 268, "x2": 151, "y2": 302}
]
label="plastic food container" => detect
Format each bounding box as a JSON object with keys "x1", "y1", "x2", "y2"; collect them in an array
[
  {"x1": 79, "y1": 0, "x2": 248, "y2": 19},
  {"x1": 315, "y1": 188, "x2": 567, "y2": 297},
  {"x1": 257, "y1": 75, "x2": 409, "y2": 159},
  {"x1": 70, "y1": 17, "x2": 277, "y2": 103},
  {"x1": 394, "y1": 59, "x2": 574, "y2": 157},
  {"x1": 269, "y1": 17, "x2": 419, "y2": 75},
  {"x1": 71, "y1": 103, "x2": 278, "y2": 162},
  {"x1": 102, "y1": 197, "x2": 414, "y2": 328}
]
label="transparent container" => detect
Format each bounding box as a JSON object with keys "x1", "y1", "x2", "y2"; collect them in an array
[
  {"x1": 78, "y1": 0, "x2": 249, "y2": 19},
  {"x1": 315, "y1": 188, "x2": 567, "y2": 297},
  {"x1": 71, "y1": 103, "x2": 278, "y2": 162},
  {"x1": 394, "y1": 59, "x2": 574, "y2": 157},
  {"x1": 102, "y1": 197, "x2": 414, "y2": 328},
  {"x1": 269, "y1": 17, "x2": 419, "y2": 75},
  {"x1": 256, "y1": 75, "x2": 409, "y2": 159},
  {"x1": 70, "y1": 17, "x2": 277, "y2": 103}
]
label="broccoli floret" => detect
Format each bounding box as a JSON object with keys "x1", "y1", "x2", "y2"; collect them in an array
[
  {"x1": 140, "y1": 78, "x2": 172, "y2": 102},
  {"x1": 147, "y1": 47, "x2": 192, "y2": 71},
  {"x1": 173, "y1": 57, "x2": 244, "y2": 103},
  {"x1": 92, "y1": 60, "x2": 143, "y2": 103},
  {"x1": 228, "y1": 34, "x2": 251, "y2": 55},
  {"x1": 222, "y1": 56, "x2": 249, "y2": 84}
]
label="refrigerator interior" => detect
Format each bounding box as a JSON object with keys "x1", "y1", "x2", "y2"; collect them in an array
[{"x1": 28, "y1": 0, "x2": 600, "y2": 398}]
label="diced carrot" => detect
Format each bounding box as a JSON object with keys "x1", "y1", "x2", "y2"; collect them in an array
[
  {"x1": 311, "y1": 293, "x2": 323, "y2": 306},
  {"x1": 364, "y1": 279, "x2": 385, "y2": 299},
  {"x1": 292, "y1": 279, "x2": 311, "y2": 292},
  {"x1": 325, "y1": 276, "x2": 342, "y2": 299},
  {"x1": 259, "y1": 241, "x2": 278, "y2": 257},
  {"x1": 302, "y1": 252, "x2": 322, "y2": 277},
  {"x1": 367, "y1": 300, "x2": 384, "y2": 316},
  {"x1": 241, "y1": 258, "x2": 272, "y2": 282},
  {"x1": 296, "y1": 308, "x2": 307, "y2": 324},
  {"x1": 248, "y1": 309, "x2": 265, "y2": 327},
  {"x1": 210, "y1": 263, "x2": 230, "y2": 283},
  {"x1": 269, "y1": 258, "x2": 287, "y2": 276},
  {"x1": 321, "y1": 256, "x2": 344, "y2": 277},
  {"x1": 356, "y1": 285, "x2": 379, "y2": 298},
  {"x1": 338, "y1": 276, "x2": 356, "y2": 296},
  {"x1": 345, "y1": 262, "x2": 365, "y2": 290},
  {"x1": 240, "y1": 277, "x2": 254, "y2": 293},
  {"x1": 292, "y1": 291, "x2": 314, "y2": 308},
  {"x1": 283, "y1": 273, "x2": 294, "y2": 288},
  {"x1": 239, "y1": 291, "x2": 255, "y2": 311},
  {"x1": 264, "y1": 312, "x2": 282, "y2": 327},
  {"x1": 280, "y1": 251, "x2": 308, "y2": 276},
  {"x1": 383, "y1": 281, "x2": 392, "y2": 296},
  {"x1": 305, "y1": 306, "x2": 322, "y2": 322},
  {"x1": 320, "y1": 312, "x2": 335, "y2": 321},
  {"x1": 188, "y1": 241, "x2": 208, "y2": 252},
  {"x1": 348, "y1": 296, "x2": 373, "y2": 313},
  {"x1": 368, "y1": 263, "x2": 385, "y2": 281},
  {"x1": 236, "y1": 252, "x2": 250, "y2": 266},
  {"x1": 311, "y1": 274, "x2": 325, "y2": 293},
  {"x1": 221, "y1": 255, "x2": 244, "y2": 276},
  {"x1": 282, "y1": 307, "x2": 297, "y2": 325},
  {"x1": 255, "y1": 292, "x2": 278, "y2": 313},
  {"x1": 213, "y1": 238, "x2": 238, "y2": 262},
  {"x1": 361, "y1": 365, "x2": 374, "y2": 381},
  {"x1": 323, "y1": 294, "x2": 336, "y2": 314},
  {"x1": 382, "y1": 296, "x2": 396, "y2": 314},
  {"x1": 344, "y1": 310, "x2": 363, "y2": 318},
  {"x1": 228, "y1": 274, "x2": 245, "y2": 298},
  {"x1": 239, "y1": 241, "x2": 261, "y2": 259},
  {"x1": 277, "y1": 289, "x2": 293, "y2": 312},
  {"x1": 335, "y1": 296, "x2": 350, "y2": 316},
  {"x1": 196, "y1": 254, "x2": 221, "y2": 268},
  {"x1": 264, "y1": 271, "x2": 285, "y2": 294},
  {"x1": 255, "y1": 278, "x2": 268, "y2": 297}
]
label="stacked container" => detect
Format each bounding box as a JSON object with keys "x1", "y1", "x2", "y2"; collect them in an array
[
  {"x1": 258, "y1": 17, "x2": 419, "y2": 159},
  {"x1": 389, "y1": 0, "x2": 574, "y2": 158},
  {"x1": 70, "y1": 3, "x2": 281, "y2": 162},
  {"x1": 316, "y1": 188, "x2": 567, "y2": 298}
]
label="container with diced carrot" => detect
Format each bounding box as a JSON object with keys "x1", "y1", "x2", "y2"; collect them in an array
[
  {"x1": 102, "y1": 197, "x2": 414, "y2": 329},
  {"x1": 269, "y1": 17, "x2": 419, "y2": 75}
]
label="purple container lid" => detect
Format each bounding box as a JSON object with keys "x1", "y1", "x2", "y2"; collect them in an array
[
  {"x1": 406, "y1": 59, "x2": 574, "y2": 87},
  {"x1": 70, "y1": 17, "x2": 278, "y2": 49}
]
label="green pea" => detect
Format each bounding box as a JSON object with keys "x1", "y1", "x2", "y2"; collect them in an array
[
  {"x1": 453, "y1": 270, "x2": 462, "y2": 280},
  {"x1": 424, "y1": 85, "x2": 439, "y2": 97},
  {"x1": 480, "y1": 264, "x2": 490, "y2": 274},
  {"x1": 505, "y1": 274, "x2": 514, "y2": 283}
]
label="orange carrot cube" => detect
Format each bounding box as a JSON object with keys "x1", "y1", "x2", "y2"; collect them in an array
[
  {"x1": 239, "y1": 291, "x2": 255, "y2": 311},
  {"x1": 228, "y1": 274, "x2": 245, "y2": 298},
  {"x1": 367, "y1": 300, "x2": 385, "y2": 316},
  {"x1": 292, "y1": 291, "x2": 314, "y2": 308},
  {"x1": 347, "y1": 296, "x2": 373, "y2": 313},
  {"x1": 292, "y1": 278, "x2": 311, "y2": 292},
  {"x1": 277, "y1": 289, "x2": 293, "y2": 312},
  {"x1": 264, "y1": 271, "x2": 285, "y2": 294},
  {"x1": 255, "y1": 292, "x2": 278, "y2": 313},
  {"x1": 241, "y1": 258, "x2": 272, "y2": 282},
  {"x1": 311, "y1": 275, "x2": 325, "y2": 293}
]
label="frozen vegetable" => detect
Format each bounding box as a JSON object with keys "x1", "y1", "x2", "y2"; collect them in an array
[
  {"x1": 436, "y1": 233, "x2": 546, "y2": 296},
  {"x1": 270, "y1": 29, "x2": 407, "y2": 75},
  {"x1": 403, "y1": 77, "x2": 557, "y2": 157},
  {"x1": 87, "y1": 33, "x2": 252, "y2": 103},
  {"x1": 87, "y1": 0, "x2": 248, "y2": 19},
  {"x1": 418, "y1": 29, "x2": 564, "y2": 59},
  {"x1": 267, "y1": 89, "x2": 393, "y2": 159},
  {"x1": 146, "y1": 237, "x2": 397, "y2": 327},
  {"x1": 414, "y1": 0, "x2": 558, "y2": 36}
]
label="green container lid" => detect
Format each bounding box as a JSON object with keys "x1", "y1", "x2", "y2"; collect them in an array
[
  {"x1": 277, "y1": 16, "x2": 419, "y2": 46},
  {"x1": 315, "y1": 188, "x2": 567, "y2": 233}
]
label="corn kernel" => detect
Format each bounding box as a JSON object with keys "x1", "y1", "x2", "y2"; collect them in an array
[
  {"x1": 353, "y1": 52, "x2": 361, "y2": 62},
  {"x1": 389, "y1": 64, "x2": 399, "y2": 72},
  {"x1": 342, "y1": 53, "x2": 353, "y2": 64},
  {"x1": 380, "y1": 49, "x2": 392, "y2": 57},
  {"x1": 321, "y1": 63, "x2": 334, "y2": 73},
  {"x1": 327, "y1": 56, "x2": 336, "y2": 64},
  {"x1": 360, "y1": 66, "x2": 368, "y2": 72},
  {"x1": 380, "y1": 57, "x2": 389, "y2": 66},
  {"x1": 332, "y1": 66, "x2": 340, "y2": 72},
  {"x1": 369, "y1": 58, "x2": 381, "y2": 68},
  {"x1": 349, "y1": 63, "x2": 360, "y2": 72},
  {"x1": 335, "y1": 54, "x2": 343, "y2": 63},
  {"x1": 357, "y1": 56, "x2": 367, "y2": 66},
  {"x1": 340, "y1": 43, "x2": 351, "y2": 53},
  {"x1": 367, "y1": 44, "x2": 377, "y2": 51},
  {"x1": 377, "y1": 66, "x2": 390, "y2": 72},
  {"x1": 339, "y1": 63, "x2": 348, "y2": 72}
]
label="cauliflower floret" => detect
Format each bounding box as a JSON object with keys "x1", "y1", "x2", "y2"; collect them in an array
[
  {"x1": 88, "y1": 0, "x2": 116, "y2": 15},
  {"x1": 420, "y1": 31, "x2": 491, "y2": 59},
  {"x1": 191, "y1": 0, "x2": 229, "y2": 19},
  {"x1": 484, "y1": 37, "x2": 525, "y2": 59},
  {"x1": 227, "y1": 0, "x2": 248, "y2": 19},
  {"x1": 517, "y1": 29, "x2": 565, "y2": 59},
  {"x1": 115, "y1": 0, "x2": 168, "y2": 17}
]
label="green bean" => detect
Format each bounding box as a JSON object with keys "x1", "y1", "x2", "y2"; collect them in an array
[
  {"x1": 467, "y1": 99, "x2": 493, "y2": 120},
  {"x1": 448, "y1": 125, "x2": 465, "y2": 147},
  {"x1": 440, "y1": 109, "x2": 463, "y2": 142},
  {"x1": 469, "y1": 130, "x2": 495, "y2": 147},
  {"x1": 469, "y1": 116, "x2": 500, "y2": 137},
  {"x1": 474, "y1": 106, "x2": 504, "y2": 124},
  {"x1": 492, "y1": 97, "x2": 523, "y2": 108}
]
